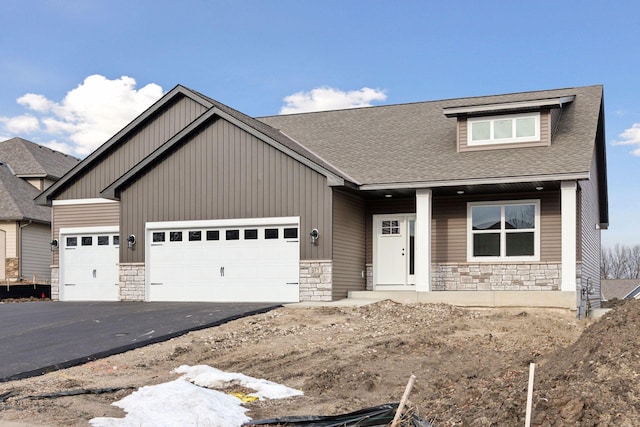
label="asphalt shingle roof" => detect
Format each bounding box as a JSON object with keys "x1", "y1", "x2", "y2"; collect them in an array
[
  {"x1": 258, "y1": 85, "x2": 603, "y2": 186},
  {"x1": 601, "y1": 279, "x2": 640, "y2": 300},
  {"x1": 0, "y1": 162, "x2": 51, "y2": 222},
  {"x1": 0, "y1": 137, "x2": 79, "y2": 180}
]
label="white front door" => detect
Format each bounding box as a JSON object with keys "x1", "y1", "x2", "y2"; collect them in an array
[{"x1": 374, "y1": 214, "x2": 416, "y2": 288}]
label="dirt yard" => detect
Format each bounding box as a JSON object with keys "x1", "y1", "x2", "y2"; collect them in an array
[{"x1": 1, "y1": 298, "x2": 639, "y2": 426}]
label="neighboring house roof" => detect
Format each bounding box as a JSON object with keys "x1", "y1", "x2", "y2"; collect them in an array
[
  {"x1": 0, "y1": 162, "x2": 51, "y2": 223},
  {"x1": 601, "y1": 279, "x2": 640, "y2": 300},
  {"x1": 258, "y1": 85, "x2": 604, "y2": 188},
  {"x1": 0, "y1": 137, "x2": 79, "y2": 180}
]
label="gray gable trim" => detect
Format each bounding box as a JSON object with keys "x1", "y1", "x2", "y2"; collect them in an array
[
  {"x1": 442, "y1": 96, "x2": 575, "y2": 117},
  {"x1": 101, "y1": 106, "x2": 344, "y2": 200},
  {"x1": 34, "y1": 85, "x2": 211, "y2": 206}
]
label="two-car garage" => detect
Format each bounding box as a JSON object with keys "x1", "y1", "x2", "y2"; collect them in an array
[{"x1": 59, "y1": 218, "x2": 301, "y2": 303}]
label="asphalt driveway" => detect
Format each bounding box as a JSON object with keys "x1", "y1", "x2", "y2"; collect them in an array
[{"x1": 0, "y1": 301, "x2": 278, "y2": 382}]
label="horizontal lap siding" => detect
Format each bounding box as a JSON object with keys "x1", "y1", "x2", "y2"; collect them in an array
[
  {"x1": 20, "y1": 223, "x2": 51, "y2": 282},
  {"x1": 120, "y1": 117, "x2": 331, "y2": 263},
  {"x1": 57, "y1": 96, "x2": 207, "y2": 200},
  {"x1": 433, "y1": 192, "x2": 561, "y2": 262},
  {"x1": 332, "y1": 189, "x2": 366, "y2": 298},
  {"x1": 580, "y1": 154, "x2": 601, "y2": 307},
  {"x1": 52, "y1": 202, "x2": 119, "y2": 265}
]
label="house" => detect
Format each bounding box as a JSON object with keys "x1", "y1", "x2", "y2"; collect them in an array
[
  {"x1": 35, "y1": 85, "x2": 608, "y2": 309},
  {"x1": 0, "y1": 137, "x2": 79, "y2": 288},
  {"x1": 601, "y1": 279, "x2": 640, "y2": 303}
]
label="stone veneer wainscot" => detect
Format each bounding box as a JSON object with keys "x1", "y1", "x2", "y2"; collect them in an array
[
  {"x1": 432, "y1": 262, "x2": 562, "y2": 291},
  {"x1": 119, "y1": 263, "x2": 145, "y2": 301},
  {"x1": 299, "y1": 260, "x2": 332, "y2": 301}
]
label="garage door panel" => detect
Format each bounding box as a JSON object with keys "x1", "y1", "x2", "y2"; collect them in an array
[
  {"x1": 147, "y1": 221, "x2": 300, "y2": 302},
  {"x1": 62, "y1": 233, "x2": 119, "y2": 301}
]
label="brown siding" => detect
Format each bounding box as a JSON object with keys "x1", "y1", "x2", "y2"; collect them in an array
[
  {"x1": 52, "y1": 202, "x2": 119, "y2": 265},
  {"x1": 365, "y1": 198, "x2": 416, "y2": 264},
  {"x1": 332, "y1": 189, "x2": 366, "y2": 298},
  {"x1": 57, "y1": 96, "x2": 207, "y2": 200},
  {"x1": 119, "y1": 117, "x2": 332, "y2": 263},
  {"x1": 580, "y1": 153, "x2": 602, "y2": 308},
  {"x1": 20, "y1": 223, "x2": 51, "y2": 283},
  {"x1": 432, "y1": 192, "x2": 561, "y2": 262},
  {"x1": 458, "y1": 110, "x2": 551, "y2": 152}
]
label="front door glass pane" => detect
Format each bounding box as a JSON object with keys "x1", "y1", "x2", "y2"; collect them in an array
[{"x1": 409, "y1": 219, "x2": 415, "y2": 275}]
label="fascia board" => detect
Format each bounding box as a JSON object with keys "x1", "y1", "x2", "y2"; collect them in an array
[
  {"x1": 443, "y1": 96, "x2": 576, "y2": 117},
  {"x1": 358, "y1": 172, "x2": 590, "y2": 191}
]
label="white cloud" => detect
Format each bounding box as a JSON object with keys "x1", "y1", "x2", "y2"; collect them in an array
[
  {"x1": 614, "y1": 123, "x2": 640, "y2": 156},
  {"x1": 0, "y1": 114, "x2": 40, "y2": 133},
  {"x1": 1, "y1": 75, "x2": 164, "y2": 157},
  {"x1": 280, "y1": 86, "x2": 387, "y2": 114}
]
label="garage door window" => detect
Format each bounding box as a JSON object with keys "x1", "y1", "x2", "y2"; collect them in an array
[
  {"x1": 244, "y1": 229, "x2": 258, "y2": 240},
  {"x1": 284, "y1": 228, "x2": 298, "y2": 239},
  {"x1": 189, "y1": 231, "x2": 201, "y2": 241},
  {"x1": 153, "y1": 232, "x2": 165, "y2": 242},
  {"x1": 67, "y1": 237, "x2": 77, "y2": 247},
  {"x1": 226, "y1": 230, "x2": 240, "y2": 240},
  {"x1": 206, "y1": 230, "x2": 219, "y2": 241},
  {"x1": 113, "y1": 236, "x2": 120, "y2": 245},
  {"x1": 170, "y1": 231, "x2": 182, "y2": 242},
  {"x1": 98, "y1": 236, "x2": 109, "y2": 246},
  {"x1": 265, "y1": 228, "x2": 278, "y2": 239},
  {"x1": 82, "y1": 237, "x2": 92, "y2": 246}
]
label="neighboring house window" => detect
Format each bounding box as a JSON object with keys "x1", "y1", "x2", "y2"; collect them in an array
[
  {"x1": 467, "y1": 200, "x2": 540, "y2": 262},
  {"x1": 468, "y1": 112, "x2": 540, "y2": 146}
]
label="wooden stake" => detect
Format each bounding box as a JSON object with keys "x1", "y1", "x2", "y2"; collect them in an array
[
  {"x1": 525, "y1": 363, "x2": 536, "y2": 427},
  {"x1": 391, "y1": 374, "x2": 416, "y2": 427}
]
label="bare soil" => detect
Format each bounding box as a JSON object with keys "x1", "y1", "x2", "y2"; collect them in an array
[{"x1": 1, "y1": 299, "x2": 639, "y2": 426}]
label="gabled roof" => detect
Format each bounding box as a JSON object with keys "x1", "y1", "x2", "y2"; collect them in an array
[
  {"x1": 258, "y1": 85, "x2": 604, "y2": 188},
  {"x1": 37, "y1": 85, "x2": 347, "y2": 206},
  {"x1": 601, "y1": 279, "x2": 640, "y2": 301},
  {"x1": 0, "y1": 162, "x2": 51, "y2": 223},
  {"x1": 0, "y1": 137, "x2": 79, "y2": 180}
]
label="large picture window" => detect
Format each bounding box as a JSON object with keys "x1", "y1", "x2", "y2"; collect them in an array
[
  {"x1": 468, "y1": 200, "x2": 540, "y2": 261},
  {"x1": 468, "y1": 112, "x2": 540, "y2": 146}
]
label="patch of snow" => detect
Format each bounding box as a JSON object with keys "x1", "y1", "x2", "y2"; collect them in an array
[{"x1": 89, "y1": 365, "x2": 303, "y2": 427}]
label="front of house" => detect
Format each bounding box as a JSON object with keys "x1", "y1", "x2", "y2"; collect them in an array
[{"x1": 36, "y1": 85, "x2": 608, "y2": 310}]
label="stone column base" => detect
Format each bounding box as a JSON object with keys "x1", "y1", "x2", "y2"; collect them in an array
[
  {"x1": 119, "y1": 263, "x2": 145, "y2": 301},
  {"x1": 299, "y1": 260, "x2": 332, "y2": 301}
]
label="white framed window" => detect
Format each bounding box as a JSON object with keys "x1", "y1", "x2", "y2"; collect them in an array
[
  {"x1": 468, "y1": 112, "x2": 540, "y2": 146},
  {"x1": 467, "y1": 200, "x2": 540, "y2": 262}
]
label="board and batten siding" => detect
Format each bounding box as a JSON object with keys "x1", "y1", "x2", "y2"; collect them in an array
[
  {"x1": 57, "y1": 96, "x2": 207, "y2": 200},
  {"x1": 51, "y1": 202, "x2": 120, "y2": 266},
  {"x1": 579, "y1": 154, "x2": 602, "y2": 308},
  {"x1": 457, "y1": 110, "x2": 551, "y2": 152},
  {"x1": 332, "y1": 189, "x2": 366, "y2": 299},
  {"x1": 20, "y1": 222, "x2": 51, "y2": 283},
  {"x1": 119, "y1": 116, "x2": 332, "y2": 263}
]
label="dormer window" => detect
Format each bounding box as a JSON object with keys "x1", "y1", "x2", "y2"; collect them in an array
[{"x1": 468, "y1": 112, "x2": 540, "y2": 146}]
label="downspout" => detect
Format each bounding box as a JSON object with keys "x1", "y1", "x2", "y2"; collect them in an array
[{"x1": 18, "y1": 220, "x2": 32, "y2": 280}]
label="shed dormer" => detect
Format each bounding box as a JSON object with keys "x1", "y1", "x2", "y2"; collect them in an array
[{"x1": 443, "y1": 95, "x2": 575, "y2": 152}]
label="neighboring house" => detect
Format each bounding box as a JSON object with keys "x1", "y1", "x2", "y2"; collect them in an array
[
  {"x1": 0, "y1": 137, "x2": 79, "y2": 285},
  {"x1": 35, "y1": 85, "x2": 608, "y2": 310},
  {"x1": 601, "y1": 279, "x2": 640, "y2": 302}
]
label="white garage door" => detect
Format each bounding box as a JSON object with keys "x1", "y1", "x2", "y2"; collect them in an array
[
  {"x1": 61, "y1": 232, "x2": 120, "y2": 301},
  {"x1": 147, "y1": 218, "x2": 300, "y2": 302}
]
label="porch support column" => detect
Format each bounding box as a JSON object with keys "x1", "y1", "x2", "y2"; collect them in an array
[
  {"x1": 415, "y1": 189, "x2": 432, "y2": 292},
  {"x1": 561, "y1": 181, "x2": 577, "y2": 292}
]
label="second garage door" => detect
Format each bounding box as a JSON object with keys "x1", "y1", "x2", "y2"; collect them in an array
[{"x1": 146, "y1": 217, "x2": 300, "y2": 302}]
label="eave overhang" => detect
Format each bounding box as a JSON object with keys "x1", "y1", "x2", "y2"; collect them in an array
[{"x1": 443, "y1": 96, "x2": 576, "y2": 118}]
